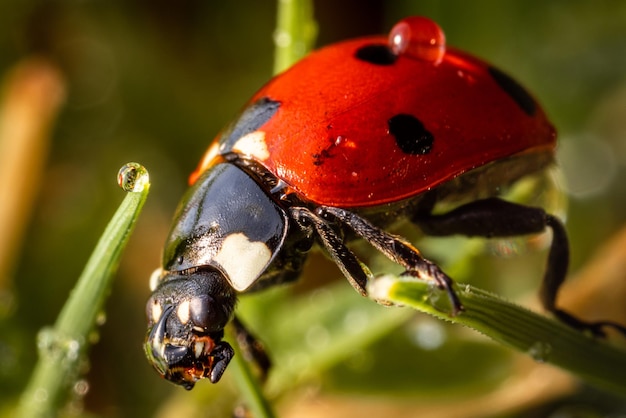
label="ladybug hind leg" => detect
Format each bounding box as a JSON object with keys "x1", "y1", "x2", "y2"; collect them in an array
[
  {"x1": 414, "y1": 197, "x2": 626, "y2": 337},
  {"x1": 292, "y1": 206, "x2": 463, "y2": 315}
]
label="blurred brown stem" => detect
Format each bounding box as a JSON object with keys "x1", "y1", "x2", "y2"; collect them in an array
[{"x1": 0, "y1": 58, "x2": 65, "y2": 294}]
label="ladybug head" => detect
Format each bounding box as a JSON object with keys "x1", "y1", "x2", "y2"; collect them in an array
[
  {"x1": 144, "y1": 268, "x2": 236, "y2": 389},
  {"x1": 146, "y1": 163, "x2": 290, "y2": 388}
]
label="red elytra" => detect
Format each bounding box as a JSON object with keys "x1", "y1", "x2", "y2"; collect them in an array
[{"x1": 192, "y1": 17, "x2": 556, "y2": 208}]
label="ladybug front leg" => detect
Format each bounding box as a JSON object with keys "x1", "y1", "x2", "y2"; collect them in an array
[
  {"x1": 414, "y1": 197, "x2": 626, "y2": 337},
  {"x1": 313, "y1": 206, "x2": 463, "y2": 315},
  {"x1": 289, "y1": 207, "x2": 372, "y2": 296}
]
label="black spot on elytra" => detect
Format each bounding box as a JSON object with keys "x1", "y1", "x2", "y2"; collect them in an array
[
  {"x1": 488, "y1": 67, "x2": 536, "y2": 117},
  {"x1": 312, "y1": 151, "x2": 329, "y2": 166},
  {"x1": 312, "y1": 138, "x2": 340, "y2": 166},
  {"x1": 388, "y1": 114, "x2": 434, "y2": 155},
  {"x1": 220, "y1": 97, "x2": 280, "y2": 149},
  {"x1": 355, "y1": 44, "x2": 397, "y2": 65}
]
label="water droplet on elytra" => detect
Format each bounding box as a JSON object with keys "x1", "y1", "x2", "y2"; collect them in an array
[{"x1": 388, "y1": 16, "x2": 446, "y2": 63}]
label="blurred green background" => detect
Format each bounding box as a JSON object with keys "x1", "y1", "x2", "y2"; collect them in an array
[{"x1": 1, "y1": 1, "x2": 626, "y2": 417}]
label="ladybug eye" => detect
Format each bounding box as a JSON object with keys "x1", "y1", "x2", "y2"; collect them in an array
[
  {"x1": 189, "y1": 295, "x2": 226, "y2": 332},
  {"x1": 388, "y1": 16, "x2": 446, "y2": 63}
]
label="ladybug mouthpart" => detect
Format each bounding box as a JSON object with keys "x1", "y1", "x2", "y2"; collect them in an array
[{"x1": 144, "y1": 304, "x2": 234, "y2": 389}]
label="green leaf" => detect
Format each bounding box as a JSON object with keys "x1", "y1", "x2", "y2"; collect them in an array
[{"x1": 369, "y1": 274, "x2": 626, "y2": 396}]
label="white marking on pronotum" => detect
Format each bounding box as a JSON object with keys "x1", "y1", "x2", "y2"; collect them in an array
[
  {"x1": 232, "y1": 131, "x2": 270, "y2": 161},
  {"x1": 213, "y1": 232, "x2": 272, "y2": 291}
]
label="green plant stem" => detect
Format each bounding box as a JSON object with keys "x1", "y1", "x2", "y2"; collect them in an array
[
  {"x1": 227, "y1": 326, "x2": 277, "y2": 418},
  {"x1": 16, "y1": 175, "x2": 149, "y2": 418},
  {"x1": 273, "y1": 0, "x2": 317, "y2": 73},
  {"x1": 369, "y1": 275, "x2": 626, "y2": 396}
]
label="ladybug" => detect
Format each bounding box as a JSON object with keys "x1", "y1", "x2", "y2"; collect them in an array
[{"x1": 145, "y1": 16, "x2": 625, "y2": 389}]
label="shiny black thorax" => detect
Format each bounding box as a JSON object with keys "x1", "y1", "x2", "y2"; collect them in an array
[{"x1": 162, "y1": 161, "x2": 311, "y2": 293}]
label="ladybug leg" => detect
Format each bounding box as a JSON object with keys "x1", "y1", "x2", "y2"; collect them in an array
[
  {"x1": 290, "y1": 207, "x2": 372, "y2": 296},
  {"x1": 314, "y1": 206, "x2": 463, "y2": 315},
  {"x1": 231, "y1": 316, "x2": 272, "y2": 382},
  {"x1": 415, "y1": 197, "x2": 626, "y2": 337}
]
